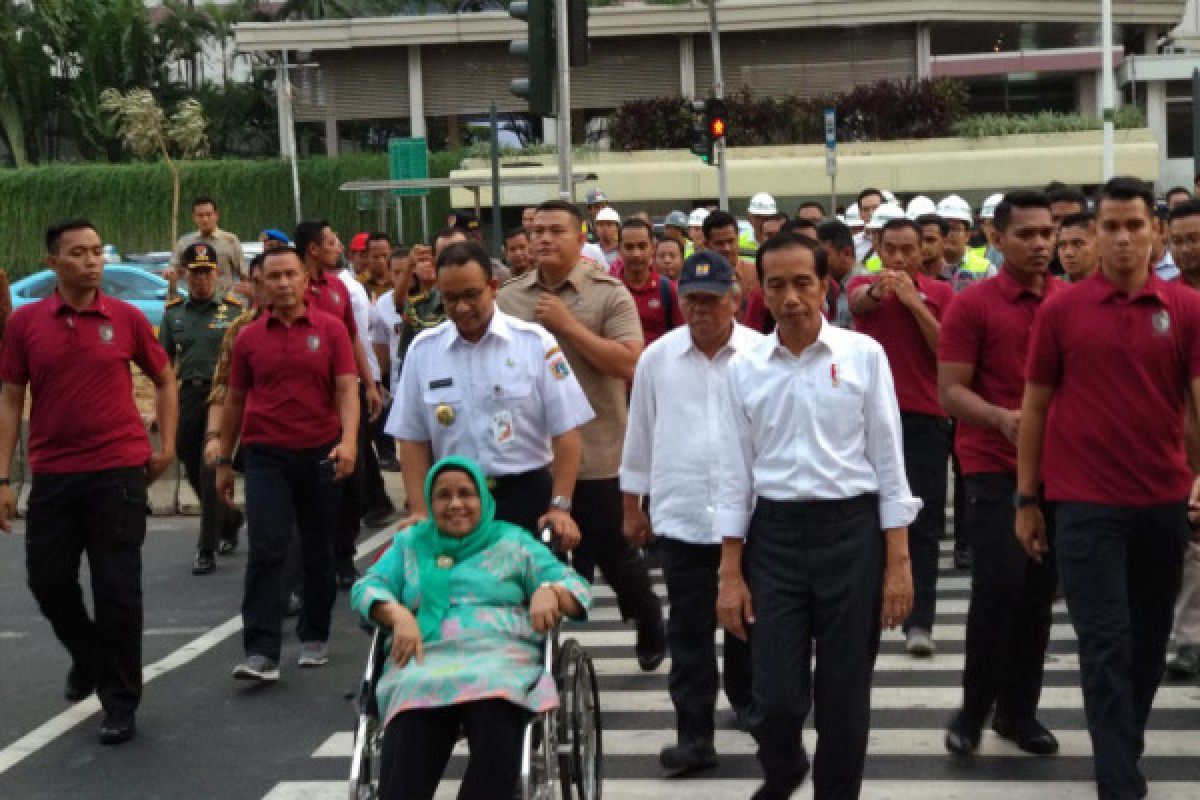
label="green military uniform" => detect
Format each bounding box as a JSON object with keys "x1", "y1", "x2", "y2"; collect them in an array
[{"x1": 160, "y1": 242, "x2": 245, "y2": 572}]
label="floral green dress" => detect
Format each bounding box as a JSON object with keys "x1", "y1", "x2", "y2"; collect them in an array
[{"x1": 351, "y1": 528, "x2": 591, "y2": 727}]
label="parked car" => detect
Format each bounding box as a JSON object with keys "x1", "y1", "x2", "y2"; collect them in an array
[{"x1": 9, "y1": 264, "x2": 186, "y2": 331}]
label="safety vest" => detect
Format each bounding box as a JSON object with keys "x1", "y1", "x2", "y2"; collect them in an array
[
  {"x1": 864, "y1": 254, "x2": 882, "y2": 273},
  {"x1": 738, "y1": 230, "x2": 758, "y2": 258},
  {"x1": 960, "y1": 249, "x2": 993, "y2": 276}
]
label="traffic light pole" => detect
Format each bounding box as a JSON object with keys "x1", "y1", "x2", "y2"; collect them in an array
[
  {"x1": 707, "y1": 1, "x2": 728, "y2": 211},
  {"x1": 555, "y1": 0, "x2": 573, "y2": 201}
]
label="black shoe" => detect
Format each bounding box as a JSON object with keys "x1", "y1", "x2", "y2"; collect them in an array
[
  {"x1": 379, "y1": 457, "x2": 401, "y2": 472},
  {"x1": 283, "y1": 592, "x2": 303, "y2": 618},
  {"x1": 64, "y1": 664, "x2": 94, "y2": 704},
  {"x1": 1167, "y1": 645, "x2": 1200, "y2": 679},
  {"x1": 944, "y1": 712, "x2": 981, "y2": 755},
  {"x1": 98, "y1": 711, "x2": 136, "y2": 745},
  {"x1": 336, "y1": 562, "x2": 361, "y2": 589},
  {"x1": 216, "y1": 538, "x2": 238, "y2": 556},
  {"x1": 728, "y1": 705, "x2": 759, "y2": 733},
  {"x1": 992, "y1": 717, "x2": 1059, "y2": 755},
  {"x1": 635, "y1": 619, "x2": 666, "y2": 672},
  {"x1": 192, "y1": 552, "x2": 216, "y2": 575},
  {"x1": 659, "y1": 742, "x2": 718, "y2": 776},
  {"x1": 953, "y1": 547, "x2": 971, "y2": 570},
  {"x1": 362, "y1": 505, "x2": 400, "y2": 529}
]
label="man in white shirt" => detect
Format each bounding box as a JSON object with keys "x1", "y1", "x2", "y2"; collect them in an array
[
  {"x1": 621, "y1": 251, "x2": 763, "y2": 777},
  {"x1": 715, "y1": 232, "x2": 918, "y2": 800},
  {"x1": 386, "y1": 241, "x2": 592, "y2": 545}
]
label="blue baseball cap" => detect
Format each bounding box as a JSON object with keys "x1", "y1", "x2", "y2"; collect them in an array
[
  {"x1": 678, "y1": 250, "x2": 735, "y2": 296},
  {"x1": 261, "y1": 228, "x2": 291, "y2": 245}
]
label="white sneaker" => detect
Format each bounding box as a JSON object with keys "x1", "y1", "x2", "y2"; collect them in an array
[
  {"x1": 233, "y1": 654, "x2": 280, "y2": 682},
  {"x1": 298, "y1": 642, "x2": 330, "y2": 667},
  {"x1": 905, "y1": 628, "x2": 936, "y2": 658}
]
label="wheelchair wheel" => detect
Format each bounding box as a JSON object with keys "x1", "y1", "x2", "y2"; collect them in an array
[
  {"x1": 520, "y1": 707, "x2": 559, "y2": 800},
  {"x1": 348, "y1": 630, "x2": 388, "y2": 800},
  {"x1": 555, "y1": 639, "x2": 603, "y2": 800}
]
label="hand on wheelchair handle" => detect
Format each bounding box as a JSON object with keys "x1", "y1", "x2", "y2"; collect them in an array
[{"x1": 530, "y1": 585, "x2": 564, "y2": 633}]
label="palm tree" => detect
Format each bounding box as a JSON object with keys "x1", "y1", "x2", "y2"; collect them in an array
[
  {"x1": 0, "y1": 0, "x2": 53, "y2": 166},
  {"x1": 159, "y1": 0, "x2": 215, "y2": 88}
]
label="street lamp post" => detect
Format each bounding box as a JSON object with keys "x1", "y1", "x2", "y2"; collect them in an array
[
  {"x1": 707, "y1": 0, "x2": 729, "y2": 211},
  {"x1": 1100, "y1": 0, "x2": 1116, "y2": 180}
]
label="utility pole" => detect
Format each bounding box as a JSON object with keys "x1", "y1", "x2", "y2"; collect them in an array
[
  {"x1": 707, "y1": 0, "x2": 728, "y2": 210},
  {"x1": 278, "y1": 51, "x2": 303, "y2": 225},
  {"x1": 1100, "y1": 0, "x2": 1116, "y2": 180},
  {"x1": 555, "y1": 0, "x2": 573, "y2": 201}
]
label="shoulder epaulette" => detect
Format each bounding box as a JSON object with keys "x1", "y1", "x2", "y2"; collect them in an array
[{"x1": 223, "y1": 294, "x2": 244, "y2": 306}]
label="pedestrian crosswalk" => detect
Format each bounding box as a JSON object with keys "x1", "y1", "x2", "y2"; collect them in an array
[{"x1": 261, "y1": 541, "x2": 1200, "y2": 799}]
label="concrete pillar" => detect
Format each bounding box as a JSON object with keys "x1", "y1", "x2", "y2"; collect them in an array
[
  {"x1": 916, "y1": 22, "x2": 932, "y2": 80},
  {"x1": 325, "y1": 116, "x2": 339, "y2": 157},
  {"x1": 679, "y1": 34, "x2": 696, "y2": 99},
  {"x1": 1146, "y1": 79, "x2": 1169, "y2": 189},
  {"x1": 408, "y1": 45, "x2": 426, "y2": 139},
  {"x1": 1077, "y1": 72, "x2": 1099, "y2": 115}
]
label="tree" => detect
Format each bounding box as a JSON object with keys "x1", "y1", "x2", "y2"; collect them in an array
[
  {"x1": 100, "y1": 88, "x2": 210, "y2": 252},
  {"x1": 0, "y1": 1, "x2": 53, "y2": 166}
]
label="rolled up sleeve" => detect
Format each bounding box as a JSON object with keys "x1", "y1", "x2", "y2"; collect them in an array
[{"x1": 714, "y1": 359, "x2": 755, "y2": 539}]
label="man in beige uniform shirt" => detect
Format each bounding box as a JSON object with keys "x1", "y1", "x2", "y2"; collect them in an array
[
  {"x1": 169, "y1": 195, "x2": 246, "y2": 291},
  {"x1": 498, "y1": 199, "x2": 666, "y2": 670}
]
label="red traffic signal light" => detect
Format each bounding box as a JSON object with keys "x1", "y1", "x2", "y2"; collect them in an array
[
  {"x1": 704, "y1": 97, "x2": 727, "y2": 141},
  {"x1": 709, "y1": 117, "x2": 726, "y2": 138}
]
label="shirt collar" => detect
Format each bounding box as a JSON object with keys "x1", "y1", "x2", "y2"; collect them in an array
[
  {"x1": 1090, "y1": 269, "x2": 1168, "y2": 306},
  {"x1": 769, "y1": 318, "x2": 834, "y2": 359},
  {"x1": 50, "y1": 288, "x2": 111, "y2": 317},
  {"x1": 446, "y1": 308, "x2": 512, "y2": 348},
  {"x1": 532, "y1": 260, "x2": 588, "y2": 292},
  {"x1": 265, "y1": 302, "x2": 314, "y2": 327},
  {"x1": 995, "y1": 265, "x2": 1050, "y2": 301}
]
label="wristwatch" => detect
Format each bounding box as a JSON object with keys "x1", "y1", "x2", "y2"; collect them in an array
[
  {"x1": 1013, "y1": 492, "x2": 1039, "y2": 510},
  {"x1": 549, "y1": 495, "x2": 572, "y2": 513}
]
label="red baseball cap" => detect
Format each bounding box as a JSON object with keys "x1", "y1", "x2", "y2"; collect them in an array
[{"x1": 349, "y1": 232, "x2": 369, "y2": 252}]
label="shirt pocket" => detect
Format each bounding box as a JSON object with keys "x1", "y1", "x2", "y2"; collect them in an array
[
  {"x1": 812, "y1": 361, "x2": 868, "y2": 444},
  {"x1": 486, "y1": 372, "x2": 535, "y2": 409}
]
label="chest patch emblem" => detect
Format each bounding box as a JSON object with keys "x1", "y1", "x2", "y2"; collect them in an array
[
  {"x1": 98, "y1": 323, "x2": 114, "y2": 343},
  {"x1": 307, "y1": 334, "x2": 322, "y2": 351},
  {"x1": 1152, "y1": 310, "x2": 1171, "y2": 335}
]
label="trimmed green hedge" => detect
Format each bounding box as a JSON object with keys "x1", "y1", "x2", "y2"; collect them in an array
[{"x1": 0, "y1": 151, "x2": 463, "y2": 277}]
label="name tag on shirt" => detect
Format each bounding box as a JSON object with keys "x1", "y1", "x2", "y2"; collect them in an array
[
  {"x1": 493, "y1": 410, "x2": 515, "y2": 445},
  {"x1": 429, "y1": 378, "x2": 453, "y2": 390}
]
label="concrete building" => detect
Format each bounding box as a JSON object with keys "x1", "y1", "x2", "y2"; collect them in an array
[{"x1": 234, "y1": 0, "x2": 1191, "y2": 186}]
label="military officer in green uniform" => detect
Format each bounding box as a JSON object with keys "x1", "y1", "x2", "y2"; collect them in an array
[{"x1": 160, "y1": 242, "x2": 244, "y2": 575}]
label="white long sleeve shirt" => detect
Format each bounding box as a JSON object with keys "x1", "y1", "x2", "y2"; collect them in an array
[
  {"x1": 339, "y1": 267, "x2": 381, "y2": 382},
  {"x1": 715, "y1": 320, "x2": 921, "y2": 539},
  {"x1": 619, "y1": 323, "x2": 765, "y2": 544}
]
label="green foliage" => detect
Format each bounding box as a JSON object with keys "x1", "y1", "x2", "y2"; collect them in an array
[
  {"x1": 952, "y1": 107, "x2": 1146, "y2": 138},
  {"x1": 609, "y1": 79, "x2": 971, "y2": 151},
  {"x1": 0, "y1": 152, "x2": 466, "y2": 277}
]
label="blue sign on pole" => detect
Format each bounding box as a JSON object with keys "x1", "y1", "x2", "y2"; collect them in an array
[{"x1": 823, "y1": 108, "x2": 837, "y2": 177}]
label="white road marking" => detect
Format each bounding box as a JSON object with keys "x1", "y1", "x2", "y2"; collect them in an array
[{"x1": 0, "y1": 527, "x2": 395, "y2": 776}]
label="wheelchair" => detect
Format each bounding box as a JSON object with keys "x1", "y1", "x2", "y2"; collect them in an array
[{"x1": 348, "y1": 528, "x2": 603, "y2": 800}]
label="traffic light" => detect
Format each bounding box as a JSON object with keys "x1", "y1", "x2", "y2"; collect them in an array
[
  {"x1": 689, "y1": 99, "x2": 712, "y2": 163},
  {"x1": 510, "y1": 0, "x2": 554, "y2": 117},
  {"x1": 567, "y1": 0, "x2": 589, "y2": 68},
  {"x1": 706, "y1": 97, "x2": 728, "y2": 144}
]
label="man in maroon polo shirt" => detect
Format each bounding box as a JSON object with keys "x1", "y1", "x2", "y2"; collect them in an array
[
  {"x1": 216, "y1": 247, "x2": 359, "y2": 682},
  {"x1": 1018, "y1": 177, "x2": 1200, "y2": 800},
  {"x1": 848, "y1": 217, "x2": 955, "y2": 657},
  {"x1": 0, "y1": 218, "x2": 178, "y2": 745},
  {"x1": 619, "y1": 218, "x2": 683, "y2": 347},
  {"x1": 938, "y1": 191, "x2": 1062, "y2": 757}
]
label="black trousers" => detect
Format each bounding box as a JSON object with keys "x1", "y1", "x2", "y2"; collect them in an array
[
  {"x1": 25, "y1": 467, "x2": 147, "y2": 715},
  {"x1": 959, "y1": 474, "x2": 1057, "y2": 728},
  {"x1": 658, "y1": 537, "x2": 753, "y2": 746},
  {"x1": 570, "y1": 477, "x2": 662, "y2": 627},
  {"x1": 491, "y1": 467, "x2": 553, "y2": 537},
  {"x1": 746, "y1": 495, "x2": 884, "y2": 800},
  {"x1": 1055, "y1": 502, "x2": 1189, "y2": 800},
  {"x1": 242, "y1": 442, "x2": 341, "y2": 660},
  {"x1": 373, "y1": 394, "x2": 397, "y2": 463},
  {"x1": 899, "y1": 412, "x2": 949, "y2": 633},
  {"x1": 176, "y1": 381, "x2": 239, "y2": 555},
  {"x1": 335, "y1": 384, "x2": 393, "y2": 563},
  {"x1": 378, "y1": 699, "x2": 531, "y2": 800}
]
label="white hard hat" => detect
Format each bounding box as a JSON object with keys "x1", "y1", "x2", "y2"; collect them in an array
[
  {"x1": 882, "y1": 190, "x2": 897, "y2": 205},
  {"x1": 937, "y1": 194, "x2": 974, "y2": 225},
  {"x1": 688, "y1": 208, "x2": 709, "y2": 227},
  {"x1": 906, "y1": 195, "x2": 937, "y2": 220},
  {"x1": 865, "y1": 202, "x2": 906, "y2": 231},
  {"x1": 595, "y1": 207, "x2": 620, "y2": 224},
  {"x1": 747, "y1": 192, "x2": 778, "y2": 216},
  {"x1": 980, "y1": 192, "x2": 1005, "y2": 220},
  {"x1": 843, "y1": 203, "x2": 863, "y2": 228}
]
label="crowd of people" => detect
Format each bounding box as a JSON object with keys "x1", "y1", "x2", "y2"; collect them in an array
[{"x1": 2, "y1": 171, "x2": 1200, "y2": 800}]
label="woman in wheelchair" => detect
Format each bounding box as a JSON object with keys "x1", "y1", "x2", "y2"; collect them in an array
[{"x1": 351, "y1": 455, "x2": 591, "y2": 800}]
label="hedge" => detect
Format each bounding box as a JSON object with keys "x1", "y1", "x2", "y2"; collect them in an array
[{"x1": 0, "y1": 151, "x2": 464, "y2": 277}]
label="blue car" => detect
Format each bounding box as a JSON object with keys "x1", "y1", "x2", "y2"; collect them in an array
[{"x1": 9, "y1": 264, "x2": 186, "y2": 330}]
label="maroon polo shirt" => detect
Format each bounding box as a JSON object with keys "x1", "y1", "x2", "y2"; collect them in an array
[
  {"x1": 622, "y1": 270, "x2": 684, "y2": 346},
  {"x1": 1026, "y1": 271, "x2": 1200, "y2": 505},
  {"x1": 848, "y1": 271, "x2": 955, "y2": 416},
  {"x1": 306, "y1": 270, "x2": 357, "y2": 337},
  {"x1": 939, "y1": 268, "x2": 1063, "y2": 476},
  {"x1": 229, "y1": 305, "x2": 357, "y2": 449},
  {"x1": 0, "y1": 289, "x2": 168, "y2": 474}
]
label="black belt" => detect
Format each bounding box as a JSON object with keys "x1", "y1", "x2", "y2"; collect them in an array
[
  {"x1": 754, "y1": 493, "x2": 877, "y2": 521},
  {"x1": 486, "y1": 466, "x2": 551, "y2": 493},
  {"x1": 182, "y1": 378, "x2": 212, "y2": 388}
]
